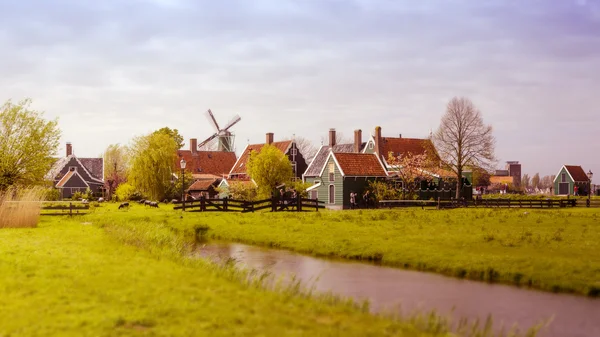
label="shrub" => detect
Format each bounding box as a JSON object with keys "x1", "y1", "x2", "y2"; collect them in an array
[
  {"x1": 115, "y1": 183, "x2": 137, "y2": 201},
  {"x1": 44, "y1": 188, "x2": 60, "y2": 201}
]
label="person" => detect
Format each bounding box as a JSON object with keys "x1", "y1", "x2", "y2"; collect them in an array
[
  {"x1": 363, "y1": 190, "x2": 370, "y2": 208},
  {"x1": 574, "y1": 185, "x2": 579, "y2": 196},
  {"x1": 350, "y1": 191, "x2": 356, "y2": 209}
]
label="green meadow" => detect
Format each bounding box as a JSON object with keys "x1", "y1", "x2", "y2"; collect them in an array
[{"x1": 85, "y1": 205, "x2": 600, "y2": 297}]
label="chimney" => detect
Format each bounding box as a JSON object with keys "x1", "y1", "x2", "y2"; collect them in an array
[
  {"x1": 354, "y1": 129, "x2": 362, "y2": 153},
  {"x1": 329, "y1": 128, "x2": 336, "y2": 147},
  {"x1": 266, "y1": 132, "x2": 274, "y2": 145},
  {"x1": 190, "y1": 138, "x2": 197, "y2": 154},
  {"x1": 399, "y1": 134, "x2": 402, "y2": 138},
  {"x1": 374, "y1": 126, "x2": 382, "y2": 159},
  {"x1": 66, "y1": 142, "x2": 72, "y2": 157}
]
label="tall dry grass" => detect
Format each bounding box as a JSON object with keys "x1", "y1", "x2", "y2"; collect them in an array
[{"x1": 0, "y1": 186, "x2": 46, "y2": 228}]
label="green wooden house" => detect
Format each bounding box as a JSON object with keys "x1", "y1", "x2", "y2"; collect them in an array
[
  {"x1": 553, "y1": 165, "x2": 591, "y2": 196},
  {"x1": 305, "y1": 151, "x2": 387, "y2": 209}
]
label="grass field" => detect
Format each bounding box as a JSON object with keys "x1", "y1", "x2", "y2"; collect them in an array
[
  {"x1": 1, "y1": 214, "x2": 493, "y2": 337},
  {"x1": 83, "y1": 204, "x2": 600, "y2": 297}
]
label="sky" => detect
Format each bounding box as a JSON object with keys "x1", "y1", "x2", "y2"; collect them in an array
[{"x1": 1, "y1": 0, "x2": 599, "y2": 177}]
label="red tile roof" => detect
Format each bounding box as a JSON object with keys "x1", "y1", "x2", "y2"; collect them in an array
[
  {"x1": 565, "y1": 165, "x2": 590, "y2": 182},
  {"x1": 334, "y1": 153, "x2": 387, "y2": 177},
  {"x1": 380, "y1": 137, "x2": 436, "y2": 159},
  {"x1": 229, "y1": 141, "x2": 292, "y2": 175},
  {"x1": 176, "y1": 150, "x2": 237, "y2": 176}
]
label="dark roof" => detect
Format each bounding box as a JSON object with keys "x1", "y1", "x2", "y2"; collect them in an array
[
  {"x1": 303, "y1": 142, "x2": 366, "y2": 177},
  {"x1": 565, "y1": 165, "x2": 590, "y2": 182},
  {"x1": 334, "y1": 153, "x2": 387, "y2": 177},
  {"x1": 79, "y1": 158, "x2": 104, "y2": 181},
  {"x1": 177, "y1": 150, "x2": 237, "y2": 176},
  {"x1": 229, "y1": 141, "x2": 292, "y2": 175}
]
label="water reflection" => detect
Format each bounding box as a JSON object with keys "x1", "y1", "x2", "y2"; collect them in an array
[{"x1": 196, "y1": 242, "x2": 600, "y2": 337}]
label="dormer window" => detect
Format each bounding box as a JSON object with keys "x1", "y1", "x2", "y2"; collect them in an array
[{"x1": 69, "y1": 166, "x2": 77, "y2": 172}]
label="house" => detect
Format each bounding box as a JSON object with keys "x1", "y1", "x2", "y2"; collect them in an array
[
  {"x1": 305, "y1": 150, "x2": 387, "y2": 209},
  {"x1": 228, "y1": 133, "x2": 308, "y2": 181},
  {"x1": 553, "y1": 165, "x2": 591, "y2": 196},
  {"x1": 45, "y1": 142, "x2": 104, "y2": 199}
]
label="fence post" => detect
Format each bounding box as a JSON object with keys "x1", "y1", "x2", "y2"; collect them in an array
[
  {"x1": 200, "y1": 195, "x2": 205, "y2": 212},
  {"x1": 69, "y1": 202, "x2": 73, "y2": 216},
  {"x1": 271, "y1": 192, "x2": 277, "y2": 212},
  {"x1": 297, "y1": 194, "x2": 302, "y2": 212},
  {"x1": 437, "y1": 197, "x2": 440, "y2": 210},
  {"x1": 315, "y1": 198, "x2": 319, "y2": 211},
  {"x1": 223, "y1": 196, "x2": 228, "y2": 211}
]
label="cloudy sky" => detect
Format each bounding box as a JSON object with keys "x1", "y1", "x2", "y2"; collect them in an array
[{"x1": 1, "y1": 0, "x2": 599, "y2": 177}]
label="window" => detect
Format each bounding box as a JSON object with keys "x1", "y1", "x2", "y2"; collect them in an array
[
  {"x1": 69, "y1": 166, "x2": 77, "y2": 172},
  {"x1": 328, "y1": 162, "x2": 335, "y2": 182},
  {"x1": 291, "y1": 162, "x2": 297, "y2": 173},
  {"x1": 291, "y1": 148, "x2": 297, "y2": 156},
  {"x1": 368, "y1": 142, "x2": 374, "y2": 149},
  {"x1": 561, "y1": 173, "x2": 566, "y2": 183}
]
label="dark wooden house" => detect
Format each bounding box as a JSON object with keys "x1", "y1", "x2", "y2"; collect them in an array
[{"x1": 45, "y1": 143, "x2": 104, "y2": 199}]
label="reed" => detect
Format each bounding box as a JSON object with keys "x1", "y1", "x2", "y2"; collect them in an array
[{"x1": 0, "y1": 186, "x2": 45, "y2": 228}]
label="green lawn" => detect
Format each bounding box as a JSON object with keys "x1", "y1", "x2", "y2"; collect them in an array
[
  {"x1": 0, "y1": 214, "x2": 452, "y2": 337},
  {"x1": 85, "y1": 205, "x2": 600, "y2": 297}
]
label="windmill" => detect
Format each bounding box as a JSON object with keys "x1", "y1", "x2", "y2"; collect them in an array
[{"x1": 198, "y1": 109, "x2": 241, "y2": 152}]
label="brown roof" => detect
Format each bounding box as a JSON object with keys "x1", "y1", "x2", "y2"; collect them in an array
[
  {"x1": 79, "y1": 158, "x2": 104, "y2": 181},
  {"x1": 565, "y1": 165, "x2": 590, "y2": 182},
  {"x1": 229, "y1": 141, "x2": 292, "y2": 175},
  {"x1": 333, "y1": 153, "x2": 387, "y2": 177},
  {"x1": 177, "y1": 150, "x2": 237, "y2": 176},
  {"x1": 187, "y1": 179, "x2": 219, "y2": 191},
  {"x1": 380, "y1": 137, "x2": 436, "y2": 159},
  {"x1": 192, "y1": 173, "x2": 221, "y2": 180}
]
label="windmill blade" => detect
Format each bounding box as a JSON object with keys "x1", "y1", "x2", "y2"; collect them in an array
[
  {"x1": 206, "y1": 109, "x2": 221, "y2": 132},
  {"x1": 222, "y1": 114, "x2": 241, "y2": 131},
  {"x1": 198, "y1": 133, "x2": 218, "y2": 148}
]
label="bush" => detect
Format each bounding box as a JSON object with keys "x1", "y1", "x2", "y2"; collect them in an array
[
  {"x1": 115, "y1": 183, "x2": 138, "y2": 201},
  {"x1": 44, "y1": 188, "x2": 60, "y2": 201}
]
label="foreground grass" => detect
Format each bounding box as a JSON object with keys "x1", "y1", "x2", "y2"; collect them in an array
[
  {"x1": 0, "y1": 216, "x2": 459, "y2": 336},
  {"x1": 87, "y1": 205, "x2": 600, "y2": 297}
]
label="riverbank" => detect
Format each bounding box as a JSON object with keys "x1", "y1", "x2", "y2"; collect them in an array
[
  {"x1": 93, "y1": 205, "x2": 600, "y2": 297},
  {"x1": 0, "y1": 216, "x2": 452, "y2": 336}
]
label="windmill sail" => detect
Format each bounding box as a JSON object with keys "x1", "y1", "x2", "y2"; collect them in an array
[{"x1": 198, "y1": 109, "x2": 241, "y2": 152}]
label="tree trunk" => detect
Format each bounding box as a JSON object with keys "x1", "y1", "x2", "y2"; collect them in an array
[{"x1": 456, "y1": 170, "x2": 462, "y2": 199}]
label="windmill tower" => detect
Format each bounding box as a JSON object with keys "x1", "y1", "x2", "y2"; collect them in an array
[{"x1": 197, "y1": 109, "x2": 242, "y2": 152}]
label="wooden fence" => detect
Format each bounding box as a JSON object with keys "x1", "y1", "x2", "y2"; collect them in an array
[
  {"x1": 379, "y1": 198, "x2": 582, "y2": 209},
  {"x1": 173, "y1": 196, "x2": 325, "y2": 213},
  {"x1": 41, "y1": 202, "x2": 90, "y2": 216}
]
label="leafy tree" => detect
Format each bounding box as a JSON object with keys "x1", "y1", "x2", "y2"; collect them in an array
[
  {"x1": 217, "y1": 181, "x2": 258, "y2": 201},
  {"x1": 471, "y1": 166, "x2": 491, "y2": 188},
  {"x1": 128, "y1": 130, "x2": 178, "y2": 200},
  {"x1": 103, "y1": 143, "x2": 129, "y2": 198},
  {"x1": 432, "y1": 97, "x2": 496, "y2": 198},
  {"x1": 246, "y1": 144, "x2": 293, "y2": 198},
  {"x1": 290, "y1": 180, "x2": 313, "y2": 198},
  {"x1": 532, "y1": 173, "x2": 540, "y2": 190},
  {"x1": 153, "y1": 127, "x2": 184, "y2": 149},
  {"x1": 0, "y1": 99, "x2": 61, "y2": 189},
  {"x1": 165, "y1": 170, "x2": 193, "y2": 201},
  {"x1": 366, "y1": 180, "x2": 399, "y2": 202}
]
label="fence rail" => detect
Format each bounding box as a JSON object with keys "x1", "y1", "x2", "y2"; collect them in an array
[
  {"x1": 173, "y1": 196, "x2": 325, "y2": 213},
  {"x1": 379, "y1": 198, "x2": 584, "y2": 209},
  {"x1": 40, "y1": 202, "x2": 90, "y2": 216}
]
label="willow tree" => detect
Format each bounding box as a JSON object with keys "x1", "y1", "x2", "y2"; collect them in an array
[
  {"x1": 103, "y1": 143, "x2": 129, "y2": 199},
  {"x1": 128, "y1": 131, "x2": 178, "y2": 200},
  {"x1": 246, "y1": 144, "x2": 292, "y2": 198},
  {"x1": 432, "y1": 97, "x2": 496, "y2": 199},
  {"x1": 0, "y1": 99, "x2": 61, "y2": 189}
]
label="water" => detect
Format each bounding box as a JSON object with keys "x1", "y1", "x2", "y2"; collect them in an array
[{"x1": 196, "y1": 242, "x2": 600, "y2": 337}]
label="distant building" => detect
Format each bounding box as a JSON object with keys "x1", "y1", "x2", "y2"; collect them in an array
[
  {"x1": 553, "y1": 165, "x2": 590, "y2": 196},
  {"x1": 45, "y1": 143, "x2": 104, "y2": 199},
  {"x1": 490, "y1": 161, "x2": 521, "y2": 190}
]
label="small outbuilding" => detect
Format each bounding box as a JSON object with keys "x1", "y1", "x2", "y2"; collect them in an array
[{"x1": 553, "y1": 165, "x2": 591, "y2": 196}]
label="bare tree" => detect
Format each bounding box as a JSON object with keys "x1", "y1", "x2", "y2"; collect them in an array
[
  {"x1": 521, "y1": 173, "x2": 531, "y2": 189},
  {"x1": 531, "y1": 173, "x2": 540, "y2": 190},
  {"x1": 292, "y1": 136, "x2": 318, "y2": 164},
  {"x1": 432, "y1": 97, "x2": 496, "y2": 199}
]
